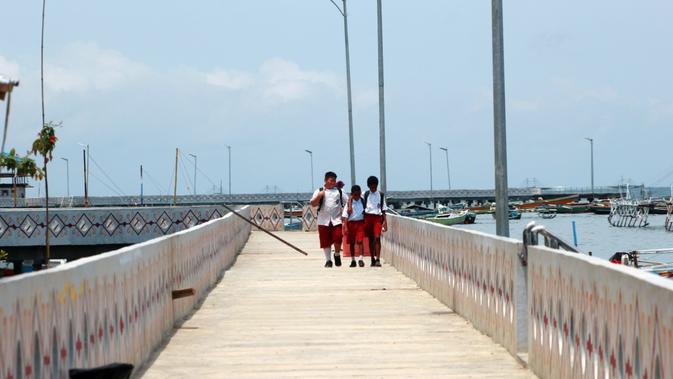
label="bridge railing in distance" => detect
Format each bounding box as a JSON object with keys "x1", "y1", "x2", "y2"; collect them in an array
[
  {"x1": 0, "y1": 206, "x2": 251, "y2": 379},
  {"x1": 382, "y1": 214, "x2": 528, "y2": 357},
  {"x1": 528, "y1": 245, "x2": 673, "y2": 379}
]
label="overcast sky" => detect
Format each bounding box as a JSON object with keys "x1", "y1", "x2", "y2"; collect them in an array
[{"x1": 2, "y1": 1, "x2": 673, "y2": 197}]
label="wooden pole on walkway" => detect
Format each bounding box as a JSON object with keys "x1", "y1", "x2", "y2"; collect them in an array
[{"x1": 221, "y1": 203, "x2": 308, "y2": 256}]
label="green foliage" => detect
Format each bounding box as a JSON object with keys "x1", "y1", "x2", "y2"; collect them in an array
[
  {"x1": 31, "y1": 121, "x2": 60, "y2": 162},
  {"x1": 0, "y1": 249, "x2": 7, "y2": 261},
  {"x1": 18, "y1": 156, "x2": 43, "y2": 180}
]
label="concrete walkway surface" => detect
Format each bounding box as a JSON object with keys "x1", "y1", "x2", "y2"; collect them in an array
[{"x1": 140, "y1": 231, "x2": 535, "y2": 378}]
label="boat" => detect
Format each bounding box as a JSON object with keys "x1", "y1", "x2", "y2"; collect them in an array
[
  {"x1": 590, "y1": 201, "x2": 611, "y2": 214},
  {"x1": 608, "y1": 249, "x2": 673, "y2": 279},
  {"x1": 463, "y1": 212, "x2": 477, "y2": 224},
  {"x1": 515, "y1": 194, "x2": 580, "y2": 210},
  {"x1": 556, "y1": 202, "x2": 591, "y2": 214},
  {"x1": 427, "y1": 211, "x2": 467, "y2": 226},
  {"x1": 536, "y1": 205, "x2": 557, "y2": 219},
  {"x1": 492, "y1": 206, "x2": 522, "y2": 220},
  {"x1": 398, "y1": 204, "x2": 437, "y2": 219}
]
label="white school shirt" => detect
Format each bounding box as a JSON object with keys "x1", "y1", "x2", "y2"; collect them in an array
[
  {"x1": 364, "y1": 190, "x2": 388, "y2": 215},
  {"x1": 312, "y1": 187, "x2": 348, "y2": 226},
  {"x1": 342, "y1": 196, "x2": 365, "y2": 222}
]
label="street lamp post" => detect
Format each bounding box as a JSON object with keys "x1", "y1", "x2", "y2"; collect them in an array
[
  {"x1": 439, "y1": 147, "x2": 451, "y2": 190},
  {"x1": 226, "y1": 145, "x2": 232, "y2": 196},
  {"x1": 188, "y1": 153, "x2": 197, "y2": 195},
  {"x1": 77, "y1": 143, "x2": 89, "y2": 207},
  {"x1": 425, "y1": 142, "x2": 433, "y2": 208},
  {"x1": 328, "y1": 0, "x2": 356, "y2": 185},
  {"x1": 305, "y1": 150, "x2": 314, "y2": 192},
  {"x1": 1, "y1": 78, "x2": 19, "y2": 155},
  {"x1": 585, "y1": 137, "x2": 594, "y2": 196},
  {"x1": 376, "y1": 0, "x2": 387, "y2": 193},
  {"x1": 491, "y1": 0, "x2": 510, "y2": 237},
  {"x1": 60, "y1": 157, "x2": 69, "y2": 198}
]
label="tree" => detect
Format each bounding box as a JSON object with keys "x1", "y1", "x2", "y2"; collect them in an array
[{"x1": 31, "y1": 122, "x2": 58, "y2": 265}]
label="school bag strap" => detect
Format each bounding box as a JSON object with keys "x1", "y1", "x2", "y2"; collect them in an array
[{"x1": 364, "y1": 191, "x2": 385, "y2": 213}]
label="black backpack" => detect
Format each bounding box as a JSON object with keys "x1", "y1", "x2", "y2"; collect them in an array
[
  {"x1": 317, "y1": 187, "x2": 344, "y2": 213},
  {"x1": 364, "y1": 191, "x2": 385, "y2": 213}
]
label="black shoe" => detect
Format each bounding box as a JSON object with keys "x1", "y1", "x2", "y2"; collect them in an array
[
  {"x1": 374, "y1": 259, "x2": 382, "y2": 267},
  {"x1": 325, "y1": 260, "x2": 333, "y2": 268},
  {"x1": 334, "y1": 255, "x2": 342, "y2": 267},
  {"x1": 350, "y1": 260, "x2": 357, "y2": 267},
  {"x1": 370, "y1": 259, "x2": 376, "y2": 267},
  {"x1": 358, "y1": 260, "x2": 365, "y2": 267}
]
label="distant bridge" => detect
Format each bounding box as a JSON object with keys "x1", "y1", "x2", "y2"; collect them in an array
[{"x1": 0, "y1": 186, "x2": 626, "y2": 208}]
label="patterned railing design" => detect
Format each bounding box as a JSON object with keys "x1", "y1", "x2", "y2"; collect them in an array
[
  {"x1": 0, "y1": 207, "x2": 251, "y2": 378},
  {"x1": 528, "y1": 245, "x2": 673, "y2": 379},
  {"x1": 381, "y1": 214, "x2": 527, "y2": 356},
  {"x1": 0, "y1": 205, "x2": 229, "y2": 246}
]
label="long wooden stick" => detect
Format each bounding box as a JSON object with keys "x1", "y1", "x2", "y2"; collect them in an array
[{"x1": 222, "y1": 203, "x2": 308, "y2": 256}]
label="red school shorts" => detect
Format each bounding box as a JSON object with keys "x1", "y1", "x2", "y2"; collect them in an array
[
  {"x1": 364, "y1": 214, "x2": 384, "y2": 238},
  {"x1": 318, "y1": 223, "x2": 343, "y2": 248},
  {"x1": 346, "y1": 220, "x2": 365, "y2": 243}
]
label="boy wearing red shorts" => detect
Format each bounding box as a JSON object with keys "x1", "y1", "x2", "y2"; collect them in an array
[
  {"x1": 364, "y1": 176, "x2": 387, "y2": 267},
  {"x1": 342, "y1": 185, "x2": 366, "y2": 268},
  {"x1": 310, "y1": 171, "x2": 348, "y2": 268}
]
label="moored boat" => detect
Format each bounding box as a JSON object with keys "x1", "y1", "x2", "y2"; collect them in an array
[{"x1": 427, "y1": 211, "x2": 468, "y2": 226}]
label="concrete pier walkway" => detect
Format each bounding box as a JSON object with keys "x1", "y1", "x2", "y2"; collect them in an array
[{"x1": 141, "y1": 231, "x2": 534, "y2": 378}]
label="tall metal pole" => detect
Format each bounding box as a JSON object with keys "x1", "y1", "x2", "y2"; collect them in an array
[
  {"x1": 61, "y1": 157, "x2": 69, "y2": 198},
  {"x1": 439, "y1": 147, "x2": 451, "y2": 189},
  {"x1": 491, "y1": 0, "x2": 509, "y2": 237},
  {"x1": 227, "y1": 145, "x2": 232, "y2": 196},
  {"x1": 86, "y1": 145, "x2": 89, "y2": 196},
  {"x1": 173, "y1": 148, "x2": 179, "y2": 205},
  {"x1": 82, "y1": 149, "x2": 88, "y2": 207},
  {"x1": 585, "y1": 138, "x2": 594, "y2": 196},
  {"x1": 376, "y1": 0, "x2": 387, "y2": 193},
  {"x1": 425, "y1": 142, "x2": 433, "y2": 208},
  {"x1": 140, "y1": 164, "x2": 144, "y2": 205},
  {"x1": 40, "y1": 0, "x2": 46, "y2": 128},
  {"x1": 305, "y1": 150, "x2": 314, "y2": 191},
  {"x1": 189, "y1": 153, "x2": 197, "y2": 195},
  {"x1": 2, "y1": 89, "x2": 13, "y2": 155}
]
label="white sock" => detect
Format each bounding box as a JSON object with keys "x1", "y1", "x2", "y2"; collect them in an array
[{"x1": 323, "y1": 248, "x2": 332, "y2": 261}]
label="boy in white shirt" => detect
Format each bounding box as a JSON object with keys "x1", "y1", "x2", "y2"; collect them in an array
[
  {"x1": 342, "y1": 185, "x2": 366, "y2": 267},
  {"x1": 364, "y1": 176, "x2": 388, "y2": 267},
  {"x1": 310, "y1": 171, "x2": 349, "y2": 267}
]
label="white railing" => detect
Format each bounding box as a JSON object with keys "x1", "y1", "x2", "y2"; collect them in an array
[
  {"x1": 382, "y1": 214, "x2": 527, "y2": 356},
  {"x1": 0, "y1": 206, "x2": 251, "y2": 378},
  {"x1": 382, "y1": 214, "x2": 673, "y2": 378},
  {"x1": 528, "y1": 245, "x2": 673, "y2": 379}
]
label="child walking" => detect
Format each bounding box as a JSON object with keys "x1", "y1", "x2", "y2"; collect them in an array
[
  {"x1": 364, "y1": 176, "x2": 387, "y2": 267},
  {"x1": 310, "y1": 171, "x2": 349, "y2": 267},
  {"x1": 342, "y1": 185, "x2": 366, "y2": 267}
]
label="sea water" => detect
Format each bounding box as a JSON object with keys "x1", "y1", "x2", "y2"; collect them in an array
[{"x1": 454, "y1": 212, "x2": 673, "y2": 260}]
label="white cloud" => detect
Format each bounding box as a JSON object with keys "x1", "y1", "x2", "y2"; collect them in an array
[
  {"x1": 45, "y1": 42, "x2": 149, "y2": 93},
  {"x1": 205, "y1": 69, "x2": 255, "y2": 90},
  {"x1": 0, "y1": 56, "x2": 20, "y2": 79},
  {"x1": 204, "y1": 57, "x2": 340, "y2": 103}
]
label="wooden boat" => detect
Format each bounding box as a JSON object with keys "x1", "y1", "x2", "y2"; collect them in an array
[
  {"x1": 427, "y1": 211, "x2": 467, "y2": 226},
  {"x1": 556, "y1": 203, "x2": 591, "y2": 214},
  {"x1": 609, "y1": 249, "x2": 673, "y2": 279},
  {"x1": 590, "y1": 203, "x2": 611, "y2": 214},
  {"x1": 492, "y1": 207, "x2": 522, "y2": 220},
  {"x1": 536, "y1": 205, "x2": 557, "y2": 219},
  {"x1": 515, "y1": 194, "x2": 580, "y2": 210},
  {"x1": 398, "y1": 204, "x2": 437, "y2": 218},
  {"x1": 463, "y1": 212, "x2": 477, "y2": 224}
]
